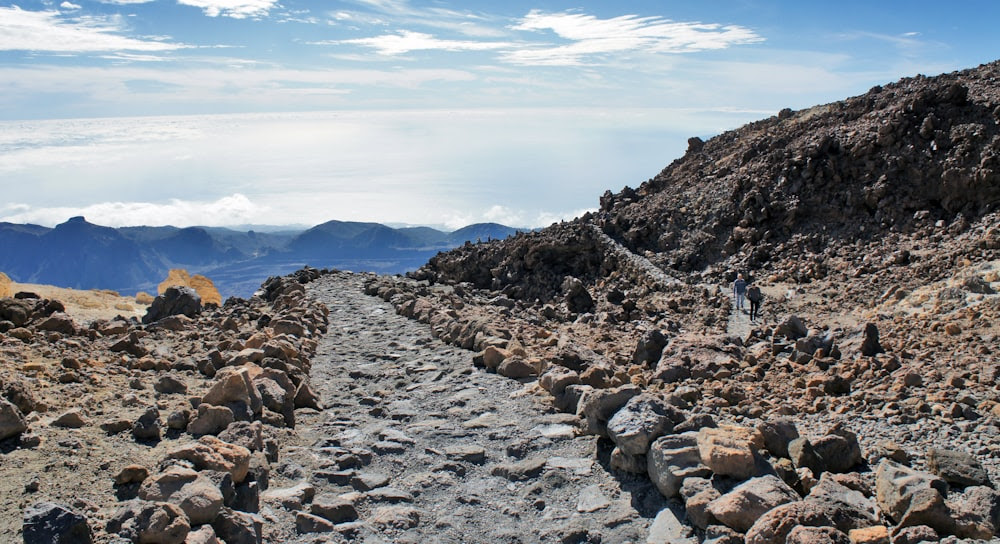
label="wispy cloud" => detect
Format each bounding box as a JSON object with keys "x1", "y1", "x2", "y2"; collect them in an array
[
  {"x1": 506, "y1": 10, "x2": 763, "y2": 66},
  {"x1": 340, "y1": 0, "x2": 503, "y2": 38},
  {"x1": 334, "y1": 30, "x2": 513, "y2": 55},
  {"x1": 176, "y1": 0, "x2": 279, "y2": 19},
  {"x1": 0, "y1": 6, "x2": 185, "y2": 53},
  {"x1": 59, "y1": 2, "x2": 82, "y2": 10},
  {"x1": 0, "y1": 194, "x2": 268, "y2": 228}
]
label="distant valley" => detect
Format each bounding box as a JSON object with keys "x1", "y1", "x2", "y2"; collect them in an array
[{"x1": 0, "y1": 216, "x2": 522, "y2": 299}]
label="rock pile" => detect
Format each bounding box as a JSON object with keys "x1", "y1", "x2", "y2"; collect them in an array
[{"x1": 0, "y1": 267, "x2": 329, "y2": 542}]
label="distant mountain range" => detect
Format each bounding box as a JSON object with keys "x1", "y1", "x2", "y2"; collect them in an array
[{"x1": 0, "y1": 216, "x2": 522, "y2": 299}]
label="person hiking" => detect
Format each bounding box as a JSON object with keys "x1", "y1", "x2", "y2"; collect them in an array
[
  {"x1": 732, "y1": 273, "x2": 747, "y2": 311},
  {"x1": 747, "y1": 282, "x2": 763, "y2": 321}
]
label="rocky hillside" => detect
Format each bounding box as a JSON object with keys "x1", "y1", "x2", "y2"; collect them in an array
[{"x1": 385, "y1": 61, "x2": 1000, "y2": 542}]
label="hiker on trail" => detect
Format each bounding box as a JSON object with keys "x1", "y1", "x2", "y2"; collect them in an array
[
  {"x1": 747, "y1": 282, "x2": 763, "y2": 321},
  {"x1": 732, "y1": 273, "x2": 747, "y2": 311}
]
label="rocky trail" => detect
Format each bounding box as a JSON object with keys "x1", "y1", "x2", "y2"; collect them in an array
[{"x1": 262, "y1": 272, "x2": 664, "y2": 543}]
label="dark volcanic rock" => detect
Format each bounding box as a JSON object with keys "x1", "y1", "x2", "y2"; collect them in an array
[{"x1": 143, "y1": 286, "x2": 202, "y2": 324}]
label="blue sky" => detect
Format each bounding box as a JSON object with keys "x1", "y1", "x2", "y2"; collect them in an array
[{"x1": 1, "y1": 0, "x2": 997, "y2": 229}]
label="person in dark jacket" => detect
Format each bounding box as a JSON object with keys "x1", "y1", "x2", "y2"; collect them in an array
[{"x1": 747, "y1": 282, "x2": 763, "y2": 321}]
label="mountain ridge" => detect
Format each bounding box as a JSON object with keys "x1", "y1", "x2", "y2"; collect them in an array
[{"x1": 0, "y1": 216, "x2": 523, "y2": 298}]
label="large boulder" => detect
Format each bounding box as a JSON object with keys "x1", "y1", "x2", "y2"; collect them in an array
[
  {"x1": 166, "y1": 436, "x2": 251, "y2": 483},
  {"x1": 647, "y1": 431, "x2": 711, "y2": 498},
  {"x1": 139, "y1": 467, "x2": 224, "y2": 525},
  {"x1": 875, "y1": 459, "x2": 953, "y2": 533},
  {"x1": 576, "y1": 384, "x2": 639, "y2": 437},
  {"x1": 926, "y1": 448, "x2": 991, "y2": 487},
  {"x1": 606, "y1": 394, "x2": 677, "y2": 456},
  {"x1": 631, "y1": 329, "x2": 668, "y2": 366},
  {"x1": 158, "y1": 269, "x2": 222, "y2": 306},
  {"x1": 697, "y1": 425, "x2": 765, "y2": 480},
  {"x1": 707, "y1": 475, "x2": 800, "y2": 533},
  {"x1": 143, "y1": 286, "x2": 202, "y2": 324},
  {"x1": 107, "y1": 500, "x2": 190, "y2": 544},
  {"x1": 22, "y1": 502, "x2": 92, "y2": 544}
]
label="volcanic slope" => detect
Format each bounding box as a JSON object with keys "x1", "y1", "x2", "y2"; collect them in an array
[{"x1": 387, "y1": 60, "x2": 1000, "y2": 541}]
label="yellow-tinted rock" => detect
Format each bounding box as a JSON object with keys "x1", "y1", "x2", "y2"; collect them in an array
[
  {"x1": 0, "y1": 272, "x2": 12, "y2": 298},
  {"x1": 135, "y1": 292, "x2": 155, "y2": 305},
  {"x1": 848, "y1": 526, "x2": 890, "y2": 544},
  {"x1": 157, "y1": 269, "x2": 222, "y2": 306}
]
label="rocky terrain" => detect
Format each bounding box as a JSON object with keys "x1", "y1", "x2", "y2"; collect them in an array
[{"x1": 1, "y1": 60, "x2": 999, "y2": 544}]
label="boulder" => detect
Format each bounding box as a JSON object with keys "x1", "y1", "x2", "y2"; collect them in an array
[
  {"x1": 211, "y1": 508, "x2": 262, "y2": 544},
  {"x1": 52, "y1": 409, "x2": 87, "y2": 428},
  {"x1": 154, "y1": 375, "x2": 188, "y2": 395},
  {"x1": 139, "y1": 466, "x2": 224, "y2": 525},
  {"x1": 218, "y1": 421, "x2": 264, "y2": 453},
  {"x1": 774, "y1": 316, "x2": 808, "y2": 340},
  {"x1": 202, "y1": 368, "x2": 263, "y2": 419},
  {"x1": 805, "y1": 476, "x2": 879, "y2": 533},
  {"x1": 158, "y1": 269, "x2": 222, "y2": 306},
  {"x1": 107, "y1": 500, "x2": 190, "y2": 544},
  {"x1": 497, "y1": 356, "x2": 537, "y2": 378},
  {"x1": 607, "y1": 393, "x2": 677, "y2": 456},
  {"x1": 631, "y1": 329, "x2": 668, "y2": 366},
  {"x1": 875, "y1": 459, "x2": 951, "y2": 532},
  {"x1": 757, "y1": 417, "x2": 799, "y2": 458},
  {"x1": 561, "y1": 276, "x2": 594, "y2": 313},
  {"x1": 647, "y1": 431, "x2": 711, "y2": 498},
  {"x1": 186, "y1": 525, "x2": 222, "y2": 544},
  {"x1": 697, "y1": 425, "x2": 765, "y2": 480},
  {"x1": 35, "y1": 313, "x2": 77, "y2": 335},
  {"x1": 539, "y1": 366, "x2": 581, "y2": 396},
  {"x1": 22, "y1": 502, "x2": 92, "y2": 544},
  {"x1": 262, "y1": 481, "x2": 316, "y2": 511},
  {"x1": 166, "y1": 436, "x2": 251, "y2": 483},
  {"x1": 786, "y1": 526, "x2": 851, "y2": 544},
  {"x1": 132, "y1": 407, "x2": 162, "y2": 441},
  {"x1": 576, "y1": 384, "x2": 640, "y2": 437},
  {"x1": 811, "y1": 425, "x2": 864, "y2": 473},
  {"x1": 860, "y1": 323, "x2": 883, "y2": 356},
  {"x1": 744, "y1": 501, "x2": 834, "y2": 544},
  {"x1": 114, "y1": 465, "x2": 150, "y2": 486},
  {"x1": 927, "y1": 448, "x2": 991, "y2": 487},
  {"x1": 951, "y1": 486, "x2": 1000, "y2": 539},
  {"x1": 680, "y1": 477, "x2": 720, "y2": 530},
  {"x1": 310, "y1": 496, "x2": 358, "y2": 524},
  {"x1": 293, "y1": 381, "x2": 322, "y2": 410},
  {"x1": 0, "y1": 398, "x2": 27, "y2": 440},
  {"x1": 143, "y1": 286, "x2": 202, "y2": 324},
  {"x1": 295, "y1": 512, "x2": 333, "y2": 534},
  {"x1": 647, "y1": 506, "x2": 697, "y2": 544},
  {"x1": 707, "y1": 475, "x2": 800, "y2": 533}
]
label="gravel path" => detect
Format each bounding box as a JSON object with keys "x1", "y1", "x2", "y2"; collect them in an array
[{"x1": 262, "y1": 272, "x2": 665, "y2": 543}]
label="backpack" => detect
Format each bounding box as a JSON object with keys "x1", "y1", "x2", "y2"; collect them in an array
[{"x1": 747, "y1": 286, "x2": 762, "y2": 302}]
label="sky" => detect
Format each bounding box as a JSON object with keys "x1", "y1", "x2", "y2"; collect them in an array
[{"x1": 1, "y1": 1, "x2": 998, "y2": 230}]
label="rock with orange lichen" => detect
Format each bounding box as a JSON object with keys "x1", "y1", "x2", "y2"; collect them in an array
[{"x1": 157, "y1": 269, "x2": 222, "y2": 306}]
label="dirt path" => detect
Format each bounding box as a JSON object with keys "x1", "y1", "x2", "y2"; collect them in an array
[
  {"x1": 263, "y1": 272, "x2": 665, "y2": 543},
  {"x1": 725, "y1": 287, "x2": 752, "y2": 339}
]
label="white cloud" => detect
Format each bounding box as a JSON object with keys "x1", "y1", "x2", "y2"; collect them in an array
[
  {"x1": 176, "y1": 0, "x2": 279, "y2": 19},
  {"x1": 335, "y1": 30, "x2": 513, "y2": 55},
  {"x1": 97, "y1": 0, "x2": 155, "y2": 4},
  {"x1": 340, "y1": 0, "x2": 504, "y2": 38},
  {"x1": 506, "y1": 10, "x2": 763, "y2": 66},
  {"x1": 0, "y1": 6, "x2": 184, "y2": 53},
  {"x1": 60, "y1": 2, "x2": 82, "y2": 10},
  {"x1": 0, "y1": 194, "x2": 268, "y2": 228}
]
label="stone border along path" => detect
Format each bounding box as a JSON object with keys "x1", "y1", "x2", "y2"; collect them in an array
[
  {"x1": 265, "y1": 271, "x2": 667, "y2": 543},
  {"x1": 588, "y1": 224, "x2": 681, "y2": 289}
]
